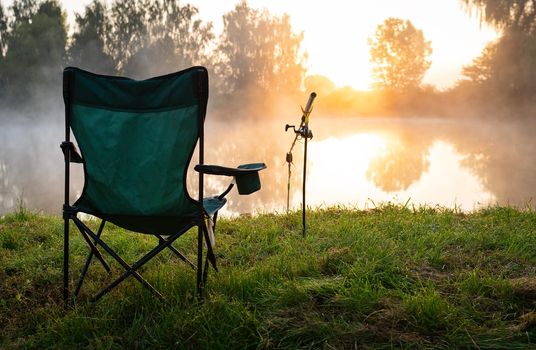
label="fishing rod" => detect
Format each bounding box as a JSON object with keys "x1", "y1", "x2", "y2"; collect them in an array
[{"x1": 285, "y1": 92, "x2": 317, "y2": 237}]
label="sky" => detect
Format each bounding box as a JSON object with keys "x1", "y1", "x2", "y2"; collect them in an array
[{"x1": 6, "y1": 0, "x2": 499, "y2": 90}]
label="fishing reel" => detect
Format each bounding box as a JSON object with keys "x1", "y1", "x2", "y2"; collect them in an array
[{"x1": 285, "y1": 124, "x2": 313, "y2": 139}]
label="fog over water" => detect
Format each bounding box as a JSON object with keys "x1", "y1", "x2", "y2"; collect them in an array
[
  {"x1": 2, "y1": 0, "x2": 536, "y2": 217},
  {"x1": 1, "y1": 114, "x2": 536, "y2": 216}
]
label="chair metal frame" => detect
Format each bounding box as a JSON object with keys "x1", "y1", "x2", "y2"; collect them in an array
[{"x1": 61, "y1": 67, "x2": 229, "y2": 304}]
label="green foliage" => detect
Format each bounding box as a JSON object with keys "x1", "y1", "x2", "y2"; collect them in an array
[
  {"x1": 123, "y1": 0, "x2": 214, "y2": 77},
  {"x1": 1, "y1": 206, "x2": 535, "y2": 348},
  {"x1": 368, "y1": 17, "x2": 432, "y2": 91},
  {"x1": 9, "y1": 0, "x2": 38, "y2": 25},
  {"x1": 0, "y1": 2, "x2": 8, "y2": 56},
  {"x1": 0, "y1": 0, "x2": 66, "y2": 109},
  {"x1": 0, "y1": 0, "x2": 307, "y2": 120},
  {"x1": 67, "y1": 0, "x2": 114, "y2": 75},
  {"x1": 67, "y1": 0, "x2": 214, "y2": 78},
  {"x1": 105, "y1": 0, "x2": 214, "y2": 78}
]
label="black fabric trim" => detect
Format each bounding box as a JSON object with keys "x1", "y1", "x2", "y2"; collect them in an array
[
  {"x1": 63, "y1": 66, "x2": 207, "y2": 83},
  {"x1": 71, "y1": 101, "x2": 199, "y2": 114},
  {"x1": 64, "y1": 66, "x2": 207, "y2": 111},
  {"x1": 188, "y1": 68, "x2": 208, "y2": 218},
  {"x1": 70, "y1": 66, "x2": 92, "y2": 212}
]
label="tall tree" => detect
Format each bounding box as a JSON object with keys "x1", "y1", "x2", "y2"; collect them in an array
[
  {"x1": 462, "y1": 0, "x2": 536, "y2": 103},
  {"x1": 68, "y1": 0, "x2": 115, "y2": 75},
  {"x1": 368, "y1": 18, "x2": 432, "y2": 91},
  {"x1": 123, "y1": 1, "x2": 214, "y2": 77},
  {"x1": 215, "y1": 1, "x2": 306, "y2": 95},
  {"x1": 104, "y1": 0, "x2": 213, "y2": 78},
  {"x1": 462, "y1": 0, "x2": 536, "y2": 33},
  {"x1": 0, "y1": 2, "x2": 8, "y2": 57},
  {"x1": 0, "y1": 0, "x2": 67, "y2": 109},
  {"x1": 462, "y1": 44, "x2": 495, "y2": 85},
  {"x1": 10, "y1": 0, "x2": 37, "y2": 25},
  {"x1": 104, "y1": 0, "x2": 146, "y2": 74},
  {"x1": 463, "y1": 30, "x2": 536, "y2": 99}
]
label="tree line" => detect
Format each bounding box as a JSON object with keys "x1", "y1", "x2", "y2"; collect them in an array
[
  {"x1": 0, "y1": 0, "x2": 534, "y2": 121},
  {"x1": 311, "y1": 0, "x2": 536, "y2": 119},
  {"x1": 0, "y1": 0, "x2": 306, "y2": 120}
]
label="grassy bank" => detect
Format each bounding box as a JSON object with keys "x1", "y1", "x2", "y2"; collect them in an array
[{"x1": 1, "y1": 205, "x2": 535, "y2": 349}]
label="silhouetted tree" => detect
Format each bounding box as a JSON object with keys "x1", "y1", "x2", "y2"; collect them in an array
[
  {"x1": 462, "y1": 44, "x2": 494, "y2": 85},
  {"x1": 124, "y1": 1, "x2": 213, "y2": 77},
  {"x1": 0, "y1": 0, "x2": 67, "y2": 110},
  {"x1": 462, "y1": 0, "x2": 536, "y2": 107},
  {"x1": 102, "y1": 0, "x2": 213, "y2": 78},
  {"x1": 463, "y1": 30, "x2": 536, "y2": 96},
  {"x1": 68, "y1": 0, "x2": 115, "y2": 75},
  {"x1": 462, "y1": 0, "x2": 536, "y2": 34},
  {"x1": 101, "y1": 0, "x2": 143, "y2": 73},
  {"x1": 215, "y1": 1, "x2": 306, "y2": 95},
  {"x1": 10, "y1": 0, "x2": 37, "y2": 24},
  {"x1": 368, "y1": 18, "x2": 432, "y2": 91},
  {"x1": 0, "y1": 2, "x2": 8, "y2": 57}
]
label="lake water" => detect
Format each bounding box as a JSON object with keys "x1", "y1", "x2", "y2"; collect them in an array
[{"x1": 1, "y1": 117, "x2": 535, "y2": 215}]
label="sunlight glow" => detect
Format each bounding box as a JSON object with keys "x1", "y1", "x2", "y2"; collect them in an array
[
  {"x1": 32, "y1": 0, "x2": 500, "y2": 90},
  {"x1": 305, "y1": 133, "x2": 389, "y2": 206},
  {"x1": 402, "y1": 141, "x2": 496, "y2": 209},
  {"x1": 305, "y1": 134, "x2": 495, "y2": 211},
  {"x1": 209, "y1": 0, "x2": 500, "y2": 90}
]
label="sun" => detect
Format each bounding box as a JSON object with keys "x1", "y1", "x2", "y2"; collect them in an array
[{"x1": 242, "y1": 0, "x2": 498, "y2": 90}]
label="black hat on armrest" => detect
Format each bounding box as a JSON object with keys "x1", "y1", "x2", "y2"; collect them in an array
[{"x1": 235, "y1": 163, "x2": 266, "y2": 195}]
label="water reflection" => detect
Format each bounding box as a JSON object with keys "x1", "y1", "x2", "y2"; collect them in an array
[
  {"x1": 366, "y1": 133, "x2": 431, "y2": 192},
  {"x1": 306, "y1": 134, "x2": 495, "y2": 211},
  {"x1": 1, "y1": 117, "x2": 535, "y2": 215},
  {"x1": 306, "y1": 133, "x2": 389, "y2": 206}
]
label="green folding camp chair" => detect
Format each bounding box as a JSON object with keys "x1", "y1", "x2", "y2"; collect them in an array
[{"x1": 61, "y1": 66, "x2": 266, "y2": 303}]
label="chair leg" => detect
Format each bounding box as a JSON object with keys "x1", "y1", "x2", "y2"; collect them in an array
[
  {"x1": 92, "y1": 263, "x2": 164, "y2": 303},
  {"x1": 63, "y1": 215, "x2": 69, "y2": 306},
  {"x1": 72, "y1": 216, "x2": 192, "y2": 302},
  {"x1": 197, "y1": 224, "x2": 204, "y2": 302},
  {"x1": 201, "y1": 220, "x2": 217, "y2": 271},
  {"x1": 202, "y1": 213, "x2": 219, "y2": 286},
  {"x1": 91, "y1": 226, "x2": 194, "y2": 301},
  {"x1": 156, "y1": 234, "x2": 195, "y2": 269},
  {"x1": 203, "y1": 258, "x2": 210, "y2": 286},
  {"x1": 74, "y1": 220, "x2": 107, "y2": 297},
  {"x1": 73, "y1": 219, "x2": 111, "y2": 273},
  {"x1": 72, "y1": 217, "x2": 163, "y2": 301}
]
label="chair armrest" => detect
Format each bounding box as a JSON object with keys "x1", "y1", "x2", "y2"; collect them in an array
[
  {"x1": 195, "y1": 163, "x2": 266, "y2": 195},
  {"x1": 60, "y1": 141, "x2": 84, "y2": 163},
  {"x1": 194, "y1": 163, "x2": 266, "y2": 176}
]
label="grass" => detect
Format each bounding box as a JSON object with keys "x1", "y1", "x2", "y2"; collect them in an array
[{"x1": 0, "y1": 204, "x2": 535, "y2": 349}]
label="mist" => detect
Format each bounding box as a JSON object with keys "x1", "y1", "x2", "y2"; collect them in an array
[
  {"x1": 3, "y1": 111, "x2": 536, "y2": 215},
  {"x1": 2, "y1": 0, "x2": 536, "y2": 215}
]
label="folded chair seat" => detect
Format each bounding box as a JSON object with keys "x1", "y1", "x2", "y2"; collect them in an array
[{"x1": 61, "y1": 66, "x2": 265, "y2": 303}]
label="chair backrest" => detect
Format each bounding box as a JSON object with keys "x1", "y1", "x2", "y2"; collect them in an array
[{"x1": 63, "y1": 67, "x2": 208, "y2": 228}]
